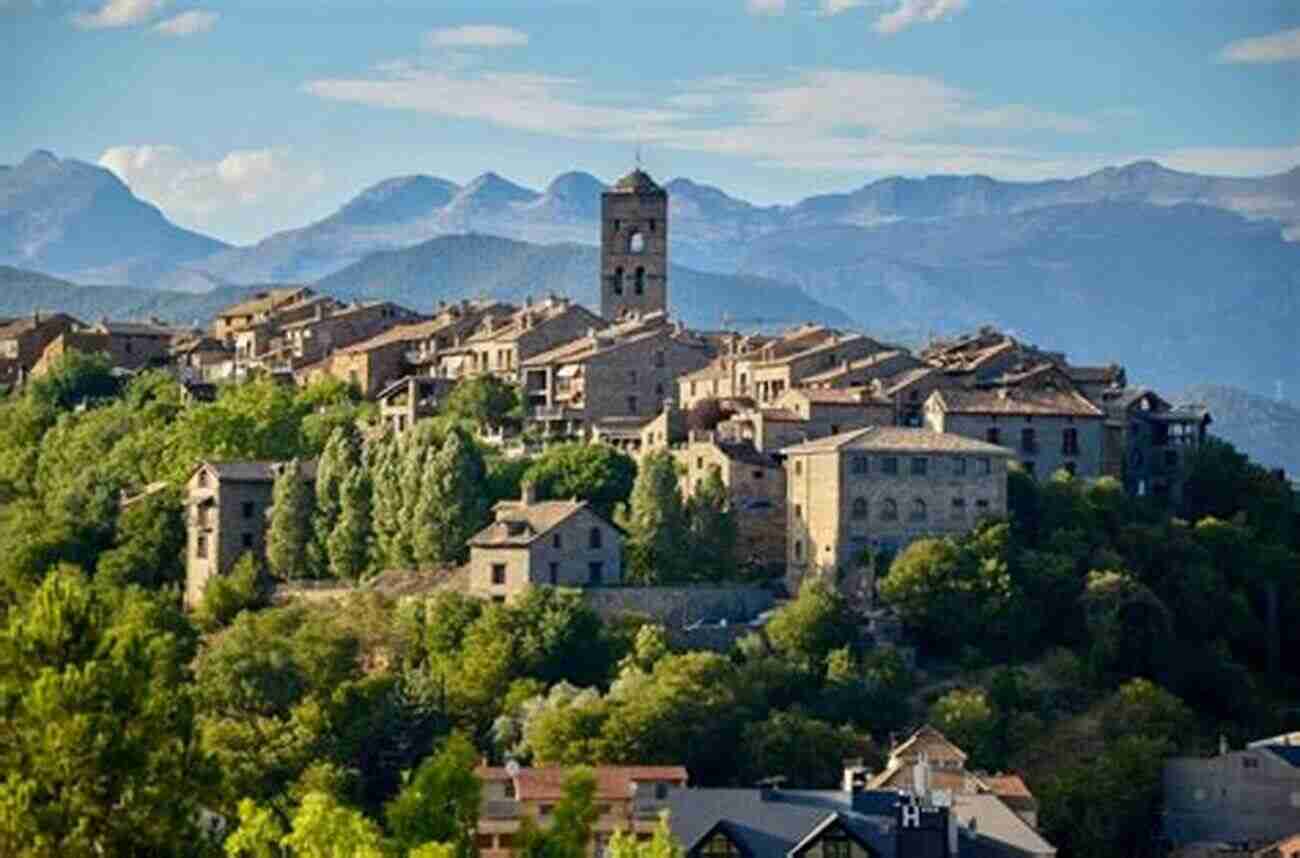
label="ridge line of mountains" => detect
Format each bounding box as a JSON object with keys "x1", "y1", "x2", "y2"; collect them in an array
[{"x1": 3, "y1": 149, "x2": 1300, "y2": 476}]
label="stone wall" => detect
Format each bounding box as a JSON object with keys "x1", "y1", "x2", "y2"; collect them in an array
[{"x1": 580, "y1": 585, "x2": 774, "y2": 627}]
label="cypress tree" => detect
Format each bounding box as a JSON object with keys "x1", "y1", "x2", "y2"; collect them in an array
[
  {"x1": 617, "y1": 450, "x2": 690, "y2": 583},
  {"x1": 688, "y1": 465, "x2": 738, "y2": 581},
  {"x1": 266, "y1": 458, "x2": 313, "y2": 580},
  {"x1": 328, "y1": 466, "x2": 372, "y2": 581},
  {"x1": 412, "y1": 428, "x2": 489, "y2": 567},
  {"x1": 312, "y1": 426, "x2": 359, "y2": 572}
]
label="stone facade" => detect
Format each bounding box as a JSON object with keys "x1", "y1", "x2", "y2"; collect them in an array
[
  {"x1": 601, "y1": 169, "x2": 668, "y2": 321},
  {"x1": 801, "y1": 350, "x2": 925, "y2": 390},
  {"x1": 183, "y1": 460, "x2": 316, "y2": 610},
  {"x1": 30, "y1": 320, "x2": 184, "y2": 377},
  {"x1": 750, "y1": 333, "x2": 885, "y2": 404},
  {"x1": 783, "y1": 426, "x2": 1014, "y2": 595},
  {"x1": 924, "y1": 387, "x2": 1106, "y2": 480},
  {"x1": 211, "y1": 287, "x2": 319, "y2": 341},
  {"x1": 674, "y1": 433, "x2": 787, "y2": 569},
  {"x1": 440, "y1": 298, "x2": 606, "y2": 381},
  {"x1": 1103, "y1": 388, "x2": 1211, "y2": 502},
  {"x1": 0, "y1": 312, "x2": 83, "y2": 378},
  {"x1": 1164, "y1": 735, "x2": 1300, "y2": 847},
  {"x1": 377, "y1": 375, "x2": 456, "y2": 433},
  {"x1": 466, "y1": 485, "x2": 624, "y2": 603}
]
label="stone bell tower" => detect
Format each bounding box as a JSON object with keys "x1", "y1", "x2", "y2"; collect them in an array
[{"x1": 600, "y1": 168, "x2": 668, "y2": 320}]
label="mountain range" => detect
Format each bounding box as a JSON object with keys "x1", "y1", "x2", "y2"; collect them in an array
[{"x1": 2, "y1": 149, "x2": 1299, "y2": 407}]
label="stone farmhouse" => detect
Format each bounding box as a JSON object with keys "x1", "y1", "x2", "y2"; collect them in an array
[
  {"x1": 466, "y1": 483, "x2": 624, "y2": 603},
  {"x1": 783, "y1": 426, "x2": 1015, "y2": 594},
  {"x1": 476, "y1": 765, "x2": 687, "y2": 857},
  {"x1": 183, "y1": 459, "x2": 316, "y2": 609},
  {"x1": 29, "y1": 318, "x2": 195, "y2": 378}
]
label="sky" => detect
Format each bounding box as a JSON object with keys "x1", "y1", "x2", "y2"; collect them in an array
[{"x1": 2, "y1": 0, "x2": 1298, "y2": 244}]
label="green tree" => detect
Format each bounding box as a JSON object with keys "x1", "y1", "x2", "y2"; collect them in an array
[
  {"x1": 384, "y1": 734, "x2": 481, "y2": 858},
  {"x1": 96, "y1": 488, "x2": 186, "y2": 589},
  {"x1": 26, "y1": 350, "x2": 120, "y2": 412},
  {"x1": 313, "y1": 427, "x2": 361, "y2": 567},
  {"x1": 328, "y1": 467, "x2": 372, "y2": 581},
  {"x1": 607, "y1": 814, "x2": 684, "y2": 858},
  {"x1": 442, "y1": 375, "x2": 520, "y2": 431},
  {"x1": 764, "y1": 579, "x2": 855, "y2": 672},
  {"x1": 929, "y1": 688, "x2": 996, "y2": 768},
  {"x1": 617, "y1": 450, "x2": 689, "y2": 583},
  {"x1": 194, "y1": 552, "x2": 266, "y2": 632},
  {"x1": 516, "y1": 768, "x2": 598, "y2": 858},
  {"x1": 412, "y1": 428, "x2": 489, "y2": 567},
  {"x1": 522, "y1": 443, "x2": 637, "y2": 518},
  {"x1": 0, "y1": 568, "x2": 210, "y2": 856},
  {"x1": 740, "y1": 710, "x2": 865, "y2": 788},
  {"x1": 267, "y1": 459, "x2": 315, "y2": 580},
  {"x1": 686, "y1": 466, "x2": 738, "y2": 581}
]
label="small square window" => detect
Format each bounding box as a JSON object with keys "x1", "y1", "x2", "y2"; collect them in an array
[
  {"x1": 549, "y1": 562, "x2": 559, "y2": 586},
  {"x1": 241, "y1": 532, "x2": 254, "y2": 548},
  {"x1": 881, "y1": 457, "x2": 899, "y2": 475},
  {"x1": 753, "y1": 469, "x2": 764, "y2": 479},
  {"x1": 553, "y1": 533, "x2": 562, "y2": 549},
  {"x1": 491, "y1": 563, "x2": 506, "y2": 585},
  {"x1": 241, "y1": 501, "x2": 255, "y2": 519},
  {"x1": 850, "y1": 455, "x2": 869, "y2": 476},
  {"x1": 911, "y1": 457, "x2": 928, "y2": 476},
  {"x1": 794, "y1": 504, "x2": 802, "y2": 519},
  {"x1": 953, "y1": 457, "x2": 968, "y2": 476}
]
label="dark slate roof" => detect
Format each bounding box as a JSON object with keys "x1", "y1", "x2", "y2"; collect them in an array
[
  {"x1": 715, "y1": 440, "x2": 781, "y2": 469},
  {"x1": 665, "y1": 790, "x2": 898, "y2": 858},
  {"x1": 201, "y1": 459, "x2": 318, "y2": 483}
]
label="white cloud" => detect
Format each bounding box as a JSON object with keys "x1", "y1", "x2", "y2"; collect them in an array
[
  {"x1": 819, "y1": 0, "x2": 867, "y2": 15},
  {"x1": 152, "y1": 8, "x2": 215, "y2": 36},
  {"x1": 425, "y1": 24, "x2": 528, "y2": 48},
  {"x1": 1154, "y1": 142, "x2": 1300, "y2": 177},
  {"x1": 72, "y1": 0, "x2": 165, "y2": 28},
  {"x1": 746, "y1": 0, "x2": 787, "y2": 15},
  {"x1": 873, "y1": 0, "x2": 967, "y2": 34},
  {"x1": 1216, "y1": 27, "x2": 1300, "y2": 64},
  {"x1": 98, "y1": 145, "x2": 324, "y2": 223}
]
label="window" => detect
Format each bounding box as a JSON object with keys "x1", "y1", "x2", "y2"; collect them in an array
[
  {"x1": 910, "y1": 499, "x2": 928, "y2": 522},
  {"x1": 699, "y1": 833, "x2": 742, "y2": 858},
  {"x1": 198, "y1": 505, "x2": 212, "y2": 528},
  {"x1": 627, "y1": 395, "x2": 639, "y2": 414},
  {"x1": 628, "y1": 369, "x2": 638, "y2": 384},
  {"x1": 628, "y1": 232, "x2": 645, "y2": 254},
  {"x1": 492, "y1": 595, "x2": 506, "y2": 604},
  {"x1": 753, "y1": 469, "x2": 764, "y2": 479},
  {"x1": 1021, "y1": 427, "x2": 1037, "y2": 453},
  {"x1": 976, "y1": 499, "x2": 990, "y2": 511},
  {"x1": 241, "y1": 532, "x2": 254, "y2": 548},
  {"x1": 242, "y1": 501, "x2": 255, "y2": 519},
  {"x1": 197, "y1": 470, "x2": 209, "y2": 488},
  {"x1": 794, "y1": 460, "x2": 803, "y2": 476},
  {"x1": 793, "y1": 540, "x2": 803, "y2": 560},
  {"x1": 654, "y1": 350, "x2": 665, "y2": 368},
  {"x1": 986, "y1": 427, "x2": 1000, "y2": 445},
  {"x1": 911, "y1": 457, "x2": 928, "y2": 476},
  {"x1": 851, "y1": 497, "x2": 868, "y2": 520},
  {"x1": 553, "y1": 533, "x2": 562, "y2": 549},
  {"x1": 491, "y1": 563, "x2": 506, "y2": 585},
  {"x1": 588, "y1": 562, "x2": 604, "y2": 585},
  {"x1": 978, "y1": 457, "x2": 992, "y2": 475},
  {"x1": 589, "y1": 527, "x2": 603, "y2": 549},
  {"x1": 1243, "y1": 757, "x2": 1260, "y2": 769},
  {"x1": 504, "y1": 780, "x2": 516, "y2": 799},
  {"x1": 820, "y1": 831, "x2": 854, "y2": 858},
  {"x1": 196, "y1": 534, "x2": 208, "y2": 558},
  {"x1": 649, "y1": 218, "x2": 657, "y2": 233},
  {"x1": 881, "y1": 457, "x2": 899, "y2": 475},
  {"x1": 881, "y1": 499, "x2": 898, "y2": 521},
  {"x1": 697, "y1": 457, "x2": 704, "y2": 470},
  {"x1": 1062, "y1": 427, "x2": 1080, "y2": 455},
  {"x1": 613, "y1": 219, "x2": 621, "y2": 233},
  {"x1": 953, "y1": 457, "x2": 968, "y2": 476},
  {"x1": 612, "y1": 267, "x2": 624, "y2": 295},
  {"x1": 830, "y1": 424, "x2": 841, "y2": 435},
  {"x1": 549, "y1": 562, "x2": 559, "y2": 585},
  {"x1": 794, "y1": 504, "x2": 802, "y2": 519},
  {"x1": 952, "y1": 497, "x2": 967, "y2": 515},
  {"x1": 850, "y1": 454, "x2": 869, "y2": 476},
  {"x1": 655, "y1": 782, "x2": 669, "y2": 800},
  {"x1": 634, "y1": 267, "x2": 646, "y2": 295}
]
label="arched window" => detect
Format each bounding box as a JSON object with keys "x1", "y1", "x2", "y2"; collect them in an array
[
  {"x1": 881, "y1": 499, "x2": 898, "y2": 521},
  {"x1": 634, "y1": 267, "x2": 645, "y2": 294},
  {"x1": 611, "y1": 267, "x2": 624, "y2": 295},
  {"x1": 628, "y1": 231, "x2": 645, "y2": 254},
  {"x1": 910, "y1": 499, "x2": 927, "y2": 522},
  {"x1": 589, "y1": 527, "x2": 602, "y2": 549},
  {"x1": 851, "y1": 497, "x2": 868, "y2": 520}
]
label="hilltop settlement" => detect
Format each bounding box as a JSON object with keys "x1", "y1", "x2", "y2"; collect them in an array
[{"x1": 1, "y1": 169, "x2": 1297, "y2": 858}]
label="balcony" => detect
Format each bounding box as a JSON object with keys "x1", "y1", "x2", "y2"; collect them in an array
[{"x1": 481, "y1": 799, "x2": 521, "y2": 819}]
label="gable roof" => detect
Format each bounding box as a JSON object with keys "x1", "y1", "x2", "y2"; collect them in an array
[
  {"x1": 781, "y1": 425, "x2": 1014, "y2": 456},
  {"x1": 667, "y1": 790, "x2": 896, "y2": 858},
  {"x1": 194, "y1": 459, "x2": 318, "y2": 484},
  {"x1": 469, "y1": 499, "x2": 620, "y2": 547},
  {"x1": 216, "y1": 287, "x2": 312, "y2": 319},
  {"x1": 953, "y1": 793, "x2": 1057, "y2": 857},
  {"x1": 929, "y1": 387, "x2": 1104, "y2": 418}
]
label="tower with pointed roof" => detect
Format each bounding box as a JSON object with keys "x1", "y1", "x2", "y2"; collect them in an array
[{"x1": 600, "y1": 168, "x2": 668, "y2": 320}]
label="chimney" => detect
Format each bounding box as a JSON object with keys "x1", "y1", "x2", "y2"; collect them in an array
[{"x1": 521, "y1": 481, "x2": 537, "y2": 505}]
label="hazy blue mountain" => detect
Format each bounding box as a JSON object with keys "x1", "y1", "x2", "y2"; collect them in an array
[
  {"x1": 0, "y1": 151, "x2": 228, "y2": 287},
  {"x1": 176, "y1": 158, "x2": 1298, "y2": 286},
  {"x1": 1181, "y1": 384, "x2": 1300, "y2": 478},
  {"x1": 314, "y1": 233, "x2": 853, "y2": 330},
  {"x1": 737, "y1": 202, "x2": 1300, "y2": 399},
  {"x1": 0, "y1": 265, "x2": 264, "y2": 326}
]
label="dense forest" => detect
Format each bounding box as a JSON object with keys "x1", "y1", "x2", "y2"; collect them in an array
[{"x1": 0, "y1": 354, "x2": 1297, "y2": 858}]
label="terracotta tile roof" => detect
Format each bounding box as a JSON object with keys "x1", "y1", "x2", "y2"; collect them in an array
[
  {"x1": 752, "y1": 333, "x2": 879, "y2": 368},
  {"x1": 0, "y1": 313, "x2": 82, "y2": 339},
  {"x1": 475, "y1": 765, "x2": 687, "y2": 801},
  {"x1": 217, "y1": 287, "x2": 312, "y2": 319},
  {"x1": 463, "y1": 299, "x2": 601, "y2": 345},
  {"x1": 930, "y1": 387, "x2": 1103, "y2": 418},
  {"x1": 782, "y1": 425, "x2": 1015, "y2": 456},
  {"x1": 984, "y1": 774, "x2": 1033, "y2": 801}
]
